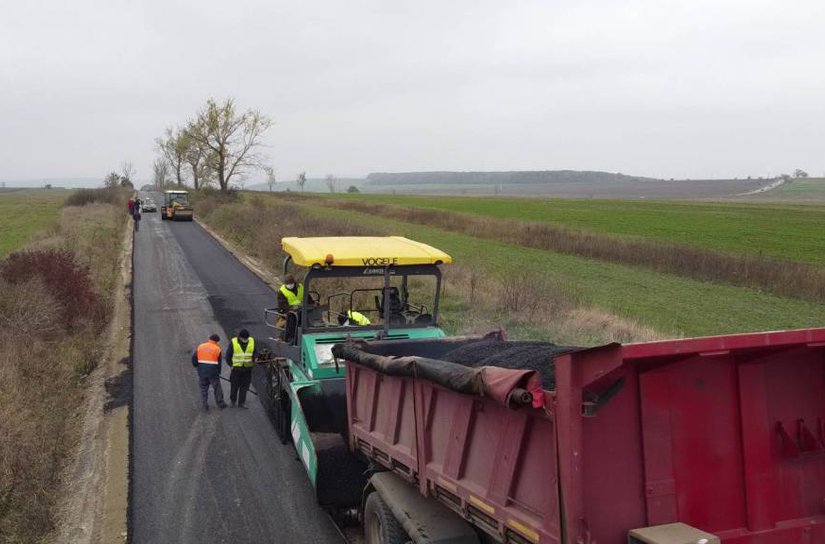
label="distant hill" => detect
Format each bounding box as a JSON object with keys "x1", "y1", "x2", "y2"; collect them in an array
[
  {"x1": 247, "y1": 178, "x2": 365, "y2": 193},
  {"x1": 0, "y1": 177, "x2": 103, "y2": 188},
  {"x1": 365, "y1": 170, "x2": 659, "y2": 186}
]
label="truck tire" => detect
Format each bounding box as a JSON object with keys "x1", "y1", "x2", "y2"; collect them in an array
[{"x1": 364, "y1": 492, "x2": 408, "y2": 544}]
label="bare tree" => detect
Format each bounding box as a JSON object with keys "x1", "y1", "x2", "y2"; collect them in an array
[
  {"x1": 324, "y1": 174, "x2": 337, "y2": 193},
  {"x1": 103, "y1": 171, "x2": 120, "y2": 188},
  {"x1": 121, "y1": 161, "x2": 136, "y2": 186},
  {"x1": 296, "y1": 171, "x2": 307, "y2": 193},
  {"x1": 182, "y1": 120, "x2": 213, "y2": 190},
  {"x1": 263, "y1": 165, "x2": 277, "y2": 192},
  {"x1": 156, "y1": 127, "x2": 188, "y2": 186},
  {"x1": 152, "y1": 158, "x2": 171, "y2": 189},
  {"x1": 188, "y1": 98, "x2": 272, "y2": 192},
  {"x1": 794, "y1": 169, "x2": 809, "y2": 178}
]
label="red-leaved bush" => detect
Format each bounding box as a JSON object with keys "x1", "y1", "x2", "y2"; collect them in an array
[{"x1": 0, "y1": 249, "x2": 101, "y2": 329}]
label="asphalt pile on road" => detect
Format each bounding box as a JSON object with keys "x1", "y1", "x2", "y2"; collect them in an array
[{"x1": 443, "y1": 340, "x2": 579, "y2": 390}]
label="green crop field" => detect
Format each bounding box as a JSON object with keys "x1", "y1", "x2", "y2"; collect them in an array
[
  {"x1": 0, "y1": 190, "x2": 67, "y2": 258},
  {"x1": 328, "y1": 193, "x2": 825, "y2": 265},
  {"x1": 297, "y1": 200, "x2": 825, "y2": 338}
]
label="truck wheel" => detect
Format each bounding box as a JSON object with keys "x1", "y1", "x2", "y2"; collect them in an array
[{"x1": 364, "y1": 492, "x2": 408, "y2": 544}]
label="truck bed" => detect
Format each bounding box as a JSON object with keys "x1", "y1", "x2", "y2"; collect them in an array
[{"x1": 337, "y1": 328, "x2": 825, "y2": 544}]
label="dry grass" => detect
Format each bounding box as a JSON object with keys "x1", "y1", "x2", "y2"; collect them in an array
[
  {"x1": 316, "y1": 198, "x2": 825, "y2": 303},
  {"x1": 197, "y1": 194, "x2": 659, "y2": 344},
  {"x1": 0, "y1": 203, "x2": 126, "y2": 543}
]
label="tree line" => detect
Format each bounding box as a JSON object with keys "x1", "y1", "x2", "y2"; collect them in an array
[
  {"x1": 154, "y1": 98, "x2": 272, "y2": 193},
  {"x1": 102, "y1": 161, "x2": 137, "y2": 189}
]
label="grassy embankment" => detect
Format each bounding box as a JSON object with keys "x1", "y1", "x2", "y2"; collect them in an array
[
  {"x1": 196, "y1": 193, "x2": 825, "y2": 342},
  {"x1": 0, "y1": 188, "x2": 127, "y2": 543}
]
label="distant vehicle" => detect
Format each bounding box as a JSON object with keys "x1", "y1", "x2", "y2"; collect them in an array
[
  {"x1": 142, "y1": 199, "x2": 157, "y2": 212},
  {"x1": 161, "y1": 190, "x2": 193, "y2": 221}
]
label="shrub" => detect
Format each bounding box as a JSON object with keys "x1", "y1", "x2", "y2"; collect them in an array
[
  {"x1": 0, "y1": 249, "x2": 101, "y2": 329},
  {"x1": 0, "y1": 278, "x2": 62, "y2": 337},
  {"x1": 63, "y1": 187, "x2": 123, "y2": 207}
]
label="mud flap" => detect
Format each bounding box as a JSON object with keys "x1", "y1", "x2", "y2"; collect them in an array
[{"x1": 370, "y1": 472, "x2": 479, "y2": 544}]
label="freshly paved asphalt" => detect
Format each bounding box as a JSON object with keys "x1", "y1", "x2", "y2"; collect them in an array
[{"x1": 130, "y1": 195, "x2": 342, "y2": 543}]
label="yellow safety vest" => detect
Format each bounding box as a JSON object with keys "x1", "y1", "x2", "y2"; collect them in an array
[
  {"x1": 231, "y1": 337, "x2": 255, "y2": 367},
  {"x1": 279, "y1": 283, "x2": 304, "y2": 307},
  {"x1": 347, "y1": 310, "x2": 371, "y2": 326}
]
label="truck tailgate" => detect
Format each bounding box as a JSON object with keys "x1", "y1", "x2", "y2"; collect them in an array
[{"x1": 556, "y1": 328, "x2": 825, "y2": 543}]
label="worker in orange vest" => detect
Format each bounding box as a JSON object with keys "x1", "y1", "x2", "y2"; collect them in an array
[{"x1": 191, "y1": 334, "x2": 228, "y2": 411}]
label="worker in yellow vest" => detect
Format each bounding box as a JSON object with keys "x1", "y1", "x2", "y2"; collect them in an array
[
  {"x1": 191, "y1": 334, "x2": 228, "y2": 411},
  {"x1": 277, "y1": 275, "x2": 307, "y2": 342},
  {"x1": 338, "y1": 309, "x2": 371, "y2": 326},
  {"x1": 277, "y1": 274, "x2": 304, "y2": 312},
  {"x1": 226, "y1": 329, "x2": 257, "y2": 408}
]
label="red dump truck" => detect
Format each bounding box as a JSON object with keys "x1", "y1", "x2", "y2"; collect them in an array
[{"x1": 331, "y1": 328, "x2": 825, "y2": 544}]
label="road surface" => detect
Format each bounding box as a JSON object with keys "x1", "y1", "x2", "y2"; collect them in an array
[{"x1": 131, "y1": 197, "x2": 343, "y2": 543}]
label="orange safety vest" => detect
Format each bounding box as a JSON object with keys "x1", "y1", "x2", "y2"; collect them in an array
[{"x1": 196, "y1": 340, "x2": 221, "y2": 365}]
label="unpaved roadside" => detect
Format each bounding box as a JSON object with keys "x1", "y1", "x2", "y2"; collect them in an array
[{"x1": 53, "y1": 222, "x2": 133, "y2": 544}]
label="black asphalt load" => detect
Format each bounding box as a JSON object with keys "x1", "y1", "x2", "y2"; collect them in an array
[{"x1": 131, "y1": 197, "x2": 342, "y2": 543}]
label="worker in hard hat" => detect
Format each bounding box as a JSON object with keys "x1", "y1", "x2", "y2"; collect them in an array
[
  {"x1": 338, "y1": 309, "x2": 371, "y2": 326},
  {"x1": 226, "y1": 329, "x2": 257, "y2": 409}
]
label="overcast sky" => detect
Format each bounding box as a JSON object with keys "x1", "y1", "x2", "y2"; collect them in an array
[{"x1": 1, "y1": 0, "x2": 824, "y2": 183}]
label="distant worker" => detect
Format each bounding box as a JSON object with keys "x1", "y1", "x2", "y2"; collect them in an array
[
  {"x1": 132, "y1": 200, "x2": 141, "y2": 231},
  {"x1": 338, "y1": 309, "x2": 371, "y2": 326},
  {"x1": 226, "y1": 329, "x2": 257, "y2": 409},
  {"x1": 191, "y1": 334, "x2": 228, "y2": 411}
]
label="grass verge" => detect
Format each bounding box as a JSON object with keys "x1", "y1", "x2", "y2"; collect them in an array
[{"x1": 0, "y1": 190, "x2": 128, "y2": 543}]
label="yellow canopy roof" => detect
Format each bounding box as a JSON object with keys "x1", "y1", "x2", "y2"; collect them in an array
[{"x1": 282, "y1": 236, "x2": 452, "y2": 267}]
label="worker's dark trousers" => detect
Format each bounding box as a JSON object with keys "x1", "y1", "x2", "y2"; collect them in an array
[
  {"x1": 230, "y1": 367, "x2": 253, "y2": 406},
  {"x1": 198, "y1": 375, "x2": 225, "y2": 407}
]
